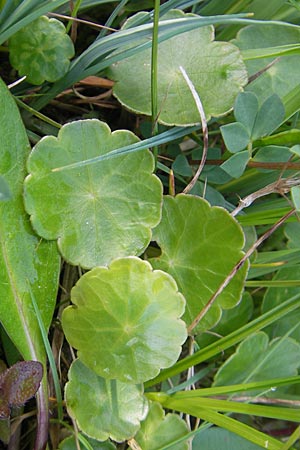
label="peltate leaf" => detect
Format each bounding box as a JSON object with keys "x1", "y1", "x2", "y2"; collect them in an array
[
  {"x1": 24, "y1": 119, "x2": 162, "y2": 269},
  {"x1": 150, "y1": 195, "x2": 248, "y2": 333},
  {"x1": 62, "y1": 257, "x2": 187, "y2": 383},
  {"x1": 107, "y1": 10, "x2": 248, "y2": 126},
  {"x1": 65, "y1": 359, "x2": 148, "y2": 442},
  {"x1": 213, "y1": 331, "x2": 300, "y2": 389},
  {"x1": 59, "y1": 436, "x2": 116, "y2": 450},
  {"x1": 134, "y1": 402, "x2": 189, "y2": 450},
  {"x1": 0, "y1": 77, "x2": 60, "y2": 362},
  {"x1": 9, "y1": 16, "x2": 74, "y2": 85}
]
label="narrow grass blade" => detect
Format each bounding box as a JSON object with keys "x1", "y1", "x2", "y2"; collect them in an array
[
  {"x1": 145, "y1": 291, "x2": 300, "y2": 387},
  {"x1": 28, "y1": 283, "x2": 63, "y2": 422},
  {"x1": 52, "y1": 125, "x2": 198, "y2": 172}
]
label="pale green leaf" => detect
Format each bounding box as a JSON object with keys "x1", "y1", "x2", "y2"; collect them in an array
[
  {"x1": 0, "y1": 77, "x2": 60, "y2": 362},
  {"x1": 291, "y1": 186, "x2": 300, "y2": 211},
  {"x1": 24, "y1": 119, "x2": 162, "y2": 269},
  {"x1": 65, "y1": 360, "x2": 148, "y2": 443},
  {"x1": 9, "y1": 16, "x2": 74, "y2": 85},
  {"x1": 214, "y1": 332, "x2": 300, "y2": 389},
  {"x1": 62, "y1": 257, "x2": 187, "y2": 383},
  {"x1": 220, "y1": 151, "x2": 250, "y2": 179},
  {"x1": 234, "y1": 91, "x2": 259, "y2": 135},
  {"x1": 251, "y1": 94, "x2": 285, "y2": 140},
  {"x1": 150, "y1": 195, "x2": 248, "y2": 333},
  {"x1": 135, "y1": 402, "x2": 189, "y2": 450},
  {"x1": 108, "y1": 10, "x2": 248, "y2": 126},
  {"x1": 252, "y1": 145, "x2": 291, "y2": 171},
  {"x1": 220, "y1": 122, "x2": 250, "y2": 153},
  {"x1": 290, "y1": 144, "x2": 300, "y2": 156},
  {"x1": 285, "y1": 222, "x2": 300, "y2": 248}
]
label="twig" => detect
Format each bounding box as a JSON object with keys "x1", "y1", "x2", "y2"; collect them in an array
[
  {"x1": 248, "y1": 57, "x2": 280, "y2": 84},
  {"x1": 49, "y1": 12, "x2": 117, "y2": 32},
  {"x1": 179, "y1": 66, "x2": 208, "y2": 194},
  {"x1": 187, "y1": 208, "x2": 296, "y2": 334},
  {"x1": 231, "y1": 177, "x2": 300, "y2": 217}
]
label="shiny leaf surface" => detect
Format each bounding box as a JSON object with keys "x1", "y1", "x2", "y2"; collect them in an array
[
  {"x1": 150, "y1": 195, "x2": 248, "y2": 332},
  {"x1": 62, "y1": 257, "x2": 187, "y2": 383},
  {"x1": 65, "y1": 359, "x2": 148, "y2": 442},
  {"x1": 108, "y1": 10, "x2": 248, "y2": 125},
  {"x1": 24, "y1": 119, "x2": 162, "y2": 269}
]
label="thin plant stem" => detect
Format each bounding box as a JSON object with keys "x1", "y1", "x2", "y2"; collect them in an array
[
  {"x1": 98, "y1": 0, "x2": 128, "y2": 38},
  {"x1": 179, "y1": 66, "x2": 208, "y2": 194},
  {"x1": 28, "y1": 283, "x2": 64, "y2": 422},
  {"x1": 151, "y1": 0, "x2": 160, "y2": 166},
  {"x1": 66, "y1": 0, "x2": 82, "y2": 34},
  {"x1": 49, "y1": 13, "x2": 116, "y2": 32},
  {"x1": 280, "y1": 425, "x2": 300, "y2": 450},
  {"x1": 14, "y1": 97, "x2": 61, "y2": 129}
]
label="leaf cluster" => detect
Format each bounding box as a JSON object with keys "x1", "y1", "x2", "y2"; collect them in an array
[{"x1": 1, "y1": 1, "x2": 300, "y2": 450}]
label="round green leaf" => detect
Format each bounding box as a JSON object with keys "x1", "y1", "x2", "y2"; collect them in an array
[
  {"x1": 108, "y1": 10, "x2": 248, "y2": 126},
  {"x1": 150, "y1": 195, "x2": 248, "y2": 333},
  {"x1": 9, "y1": 16, "x2": 74, "y2": 85},
  {"x1": 135, "y1": 402, "x2": 189, "y2": 450},
  {"x1": 24, "y1": 119, "x2": 162, "y2": 268},
  {"x1": 65, "y1": 359, "x2": 148, "y2": 442},
  {"x1": 214, "y1": 331, "x2": 300, "y2": 388},
  {"x1": 62, "y1": 257, "x2": 187, "y2": 383},
  {"x1": 59, "y1": 435, "x2": 116, "y2": 450}
]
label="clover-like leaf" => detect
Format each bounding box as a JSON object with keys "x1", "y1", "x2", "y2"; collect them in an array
[
  {"x1": 150, "y1": 195, "x2": 248, "y2": 333},
  {"x1": 214, "y1": 332, "x2": 300, "y2": 389},
  {"x1": 24, "y1": 119, "x2": 162, "y2": 269},
  {"x1": 234, "y1": 24, "x2": 300, "y2": 119},
  {"x1": 107, "y1": 10, "x2": 248, "y2": 126},
  {"x1": 62, "y1": 257, "x2": 187, "y2": 383},
  {"x1": 65, "y1": 359, "x2": 148, "y2": 442},
  {"x1": 134, "y1": 402, "x2": 189, "y2": 450},
  {"x1": 9, "y1": 16, "x2": 74, "y2": 85}
]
